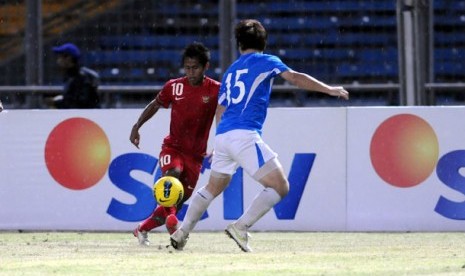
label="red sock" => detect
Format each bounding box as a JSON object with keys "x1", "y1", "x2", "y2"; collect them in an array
[
  {"x1": 165, "y1": 206, "x2": 178, "y2": 234},
  {"x1": 165, "y1": 206, "x2": 177, "y2": 215},
  {"x1": 165, "y1": 214, "x2": 178, "y2": 234},
  {"x1": 139, "y1": 205, "x2": 167, "y2": 232}
]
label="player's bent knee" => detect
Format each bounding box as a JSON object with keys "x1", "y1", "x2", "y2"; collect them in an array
[
  {"x1": 257, "y1": 169, "x2": 289, "y2": 197},
  {"x1": 280, "y1": 179, "x2": 290, "y2": 197},
  {"x1": 272, "y1": 178, "x2": 289, "y2": 198},
  {"x1": 206, "y1": 172, "x2": 231, "y2": 197},
  {"x1": 165, "y1": 168, "x2": 181, "y2": 179}
]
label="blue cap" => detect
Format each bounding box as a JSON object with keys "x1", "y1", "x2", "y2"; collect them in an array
[{"x1": 52, "y1": 43, "x2": 80, "y2": 59}]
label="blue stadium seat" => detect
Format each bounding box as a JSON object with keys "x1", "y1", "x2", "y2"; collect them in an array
[
  {"x1": 435, "y1": 33, "x2": 465, "y2": 44},
  {"x1": 236, "y1": 3, "x2": 266, "y2": 16},
  {"x1": 337, "y1": 63, "x2": 397, "y2": 78},
  {"x1": 357, "y1": 0, "x2": 395, "y2": 11},
  {"x1": 155, "y1": 68, "x2": 172, "y2": 79},
  {"x1": 435, "y1": 15, "x2": 465, "y2": 26},
  {"x1": 435, "y1": 96, "x2": 464, "y2": 106},
  {"x1": 434, "y1": 0, "x2": 449, "y2": 10},
  {"x1": 359, "y1": 48, "x2": 398, "y2": 62},
  {"x1": 153, "y1": 2, "x2": 217, "y2": 15},
  {"x1": 264, "y1": 0, "x2": 394, "y2": 13},
  {"x1": 85, "y1": 50, "x2": 180, "y2": 65},
  {"x1": 261, "y1": 16, "x2": 338, "y2": 31},
  {"x1": 313, "y1": 48, "x2": 356, "y2": 60},
  {"x1": 339, "y1": 15, "x2": 396, "y2": 27},
  {"x1": 435, "y1": 48, "x2": 465, "y2": 61},
  {"x1": 98, "y1": 68, "x2": 120, "y2": 79},
  {"x1": 271, "y1": 33, "x2": 303, "y2": 46},
  {"x1": 99, "y1": 36, "x2": 157, "y2": 49},
  {"x1": 303, "y1": 32, "x2": 395, "y2": 46},
  {"x1": 129, "y1": 68, "x2": 144, "y2": 78},
  {"x1": 258, "y1": 14, "x2": 395, "y2": 33},
  {"x1": 99, "y1": 35, "x2": 218, "y2": 49},
  {"x1": 85, "y1": 49, "x2": 219, "y2": 66},
  {"x1": 453, "y1": 1, "x2": 465, "y2": 10},
  {"x1": 280, "y1": 49, "x2": 313, "y2": 59},
  {"x1": 435, "y1": 62, "x2": 465, "y2": 76},
  {"x1": 98, "y1": 67, "x2": 172, "y2": 82},
  {"x1": 280, "y1": 48, "x2": 355, "y2": 61}
]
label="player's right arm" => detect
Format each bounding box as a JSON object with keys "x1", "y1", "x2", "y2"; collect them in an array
[
  {"x1": 280, "y1": 69, "x2": 349, "y2": 100},
  {"x1": 130, "y1": 99, "x2": 162, "y2": 148},
  {"x1": 131, "y1": 81, "x2": 173, "y2": 148}
]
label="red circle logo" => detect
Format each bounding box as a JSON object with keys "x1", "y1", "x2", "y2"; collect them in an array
[
  {"x1": 370, "y1": 114, "x2": 439, "y2": 188},
  {"x1": 44, "y1": 118, "x2": 111, "y2": 190}
]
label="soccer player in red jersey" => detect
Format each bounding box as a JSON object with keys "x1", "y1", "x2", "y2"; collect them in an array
[{"x1": 129, "y1": 42, "x2": 220, "y2": 245}]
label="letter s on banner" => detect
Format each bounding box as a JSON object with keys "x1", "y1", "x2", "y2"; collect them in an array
[
  {"x1": 107, "y1": 153, "x2": 159, "y2": 222},
  {"x1": 435, "y1": 150, "x2": 465, "y2": 220}
]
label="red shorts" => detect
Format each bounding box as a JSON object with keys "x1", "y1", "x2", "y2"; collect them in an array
[{"x1": 159, "y1": 146, "x2": 203, "y2": 201}]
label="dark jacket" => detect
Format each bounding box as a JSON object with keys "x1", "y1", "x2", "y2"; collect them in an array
[{"x1": 56, "y1": 66, "x2": 100, "y2": 109}]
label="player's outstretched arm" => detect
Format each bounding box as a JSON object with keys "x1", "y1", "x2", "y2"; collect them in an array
[
  {"x1": 130, "y1": 99, "x2": 161, "y2": 148},
  {"x1": 280, "y1": 70, "x2": 349, "y2": 100}
]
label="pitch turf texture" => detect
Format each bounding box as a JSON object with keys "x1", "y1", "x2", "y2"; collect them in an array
[{"x1": 1, "y1": 232, "x2": 465, "y2": 275}]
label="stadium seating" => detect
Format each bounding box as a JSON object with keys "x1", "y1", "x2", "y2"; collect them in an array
[
  {"x1": 248, "y1": 0, "x2": 395, "y2": 13},
  {"x1": 2, "y1": 0, "x2": 463, "y2": 107},
  {"x1": 37, "y1": 0, "x2": 402, "y2": 87},
  {"x1": 98, "y1": 35, "x2": 218, "y2": 50},
  {"x1": 62, "y1": 0, "x2": 464, "y2": 88}
]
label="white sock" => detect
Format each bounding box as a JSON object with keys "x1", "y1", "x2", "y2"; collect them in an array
[
  {"x1": 236, "y1": 187, "x2": 281, "y2": 230},
  {"x1": 180, "y1": 186, "x2": 215, "y2": 233}
]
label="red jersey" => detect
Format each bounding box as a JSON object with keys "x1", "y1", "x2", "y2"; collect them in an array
[{"x1": 155, "y1": 76, "x2": 220, "y2": 159}]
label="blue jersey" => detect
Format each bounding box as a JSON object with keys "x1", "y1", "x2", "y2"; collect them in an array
[{"x1": 217, "y1": 52, "x2": 290, "y2": 135}]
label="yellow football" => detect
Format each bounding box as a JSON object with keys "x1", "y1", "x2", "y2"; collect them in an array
[{"x1": 153, "y1": 176, "x2": 184, "y2": 207}]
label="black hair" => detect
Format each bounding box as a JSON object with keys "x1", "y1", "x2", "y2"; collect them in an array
[
  {"x1": 235, "y1": 19, "x2": 267, "y2": 51},
  {"x1": 181, "y1": 42, "x2": 210, "y2": 67}
]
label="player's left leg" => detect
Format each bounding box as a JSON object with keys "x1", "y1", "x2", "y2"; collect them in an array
[
  {"x1": 225, "y1": 160, "x2": 288, "y2": 252},
  {"x1": 170, "y1": 173, "x2": 231, "y2": 250},
  {"x1": 237, "y1": 160, "x2": 288, "y2": 227},
  {"x1": 133, "y1": 148, "x2": 184, "y2": 244},
  {"x1": 166, "y1": 154, "x2": 203, "y2": 235},
  {"x1": 162, "y1": 167, "x2": 183, "y2": 235},
  {"x1": 171, "y1": 133, "x2": 236, "y2": 250},
  {"x1": 133, "y1": 226, "x2": 149, "y2": 246},
  {"x1": 134, "y1": 206, "x2": 168, "y2": 245},
  {"x1": 225, "y1": 131, "x2": 289, "y2": 252},
  {"x1": 164, "y1": 206, "x2": 178, "y2": 235}
]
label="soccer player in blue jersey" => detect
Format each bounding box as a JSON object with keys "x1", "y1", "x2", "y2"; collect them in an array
[{"x1": 171, "y1": 19, "x2": 349, "y2": 252}]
